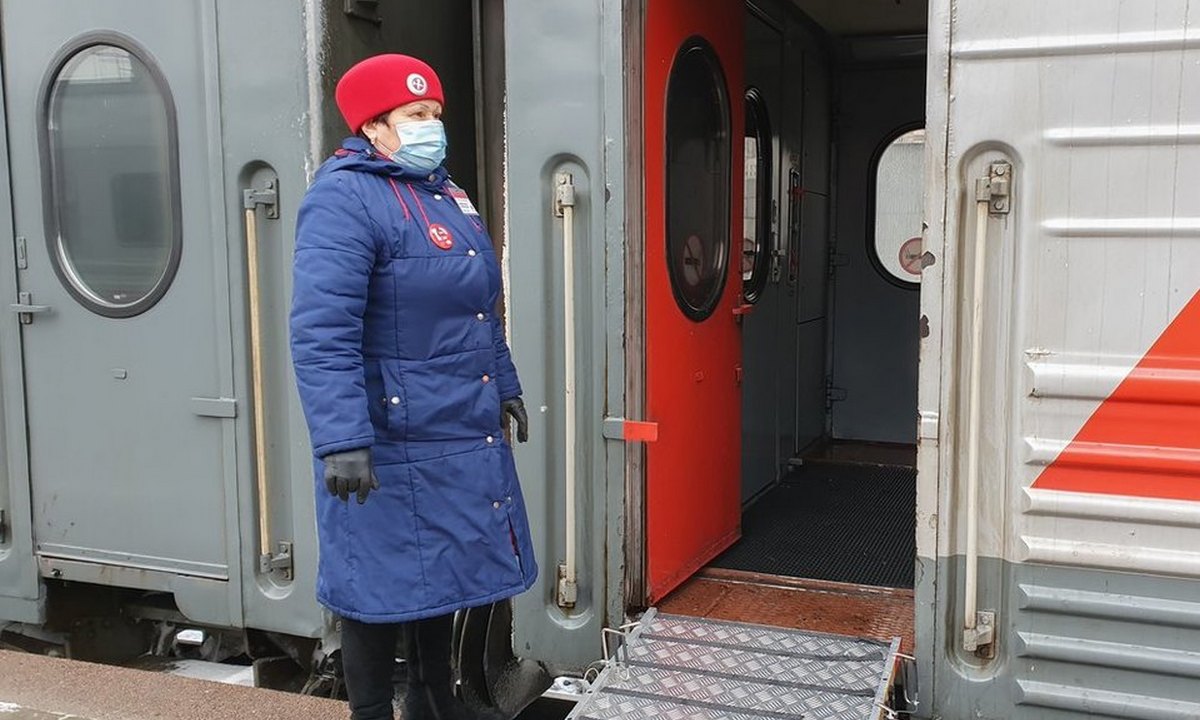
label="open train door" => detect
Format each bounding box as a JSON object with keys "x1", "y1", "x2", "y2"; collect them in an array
[{"x1": 643, "y1": 0, "x2": 745, "y2": 602}]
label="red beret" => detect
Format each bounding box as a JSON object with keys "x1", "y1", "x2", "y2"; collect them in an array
[{"x1": 335, "y1": 54, "x2": 445, "y2": 133}]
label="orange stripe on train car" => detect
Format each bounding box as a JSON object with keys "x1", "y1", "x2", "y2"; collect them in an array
[{"x1": 1033, "y1": 290, "x2": 1200, "y2": 501}]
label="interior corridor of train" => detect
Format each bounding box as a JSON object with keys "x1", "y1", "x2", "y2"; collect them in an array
[{"x1": 655, "y1": 1, "x2": 927, "y2": 649}]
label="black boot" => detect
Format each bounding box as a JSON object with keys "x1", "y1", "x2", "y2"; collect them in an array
[{"x1": 402, "y1": 614, "x2": 505, "y2": 720}]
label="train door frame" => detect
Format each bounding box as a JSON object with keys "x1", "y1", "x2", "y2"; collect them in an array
[
  {"x1": 623, "y1": 0, "x2": 649, "y2": 608},
  {"x1": 0, "y1": 45, "x2": 41, "y2": 625}
]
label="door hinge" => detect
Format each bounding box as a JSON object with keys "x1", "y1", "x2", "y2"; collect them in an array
[
  {"x1": 10, "y1": 292, "x2": 51, "y2": 324},
  {"x1": 259, "y1": 541, "x2": 294, "y2": 580},
  {"x1": 976, "y1": 162, "x2": 1012, "y2": 215},
  {"x1": 343, "y1": 0, "x2": 382, "y2": 25},
  {"x1": 556, "y1": 563, "x2": 578, "y2": 609},
  {"x1": 828, "y1": 252, "x2": 849, "y2": 276},
  {"x1": 243, "y1": 179, "x2": 279, "y2": 219},
  {"x1": 963, "y1": 610, "x2": 997, "y2": 658},
  {"x1": 825, "y1": 379, "x2": 847, "y2": 408}
]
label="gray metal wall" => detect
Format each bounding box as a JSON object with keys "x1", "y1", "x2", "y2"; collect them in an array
[
  {"x1": 502, "y1": 0, "x2": 626, "y2": 671},
  {"x1": 794, "y1": 42, "x2": 834, "y2": 450},
  {"x1": 828, "y1": 60, "x2": 925, "y2": 444},
  {"x1": 0, "y1": 42, "x2": 39, "y2": 626},
  {"x1": 740, "y1": 2, "x2": 833, "y2": 502}
]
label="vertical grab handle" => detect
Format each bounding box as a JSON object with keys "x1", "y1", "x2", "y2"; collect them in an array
[
  {"x1": 962, "y1": 162, "x2": 1010, "y2": 655},
  {"x1": 554, "y1": 173, "x2": 579, "y2": 609},
  {"x1": 244, "y1": 180, "x2": 292, "y2": 580}
]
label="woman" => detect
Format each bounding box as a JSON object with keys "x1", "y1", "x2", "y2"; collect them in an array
[{"x1": 289, "y1": 54, "x2": 538, "y2": 720}]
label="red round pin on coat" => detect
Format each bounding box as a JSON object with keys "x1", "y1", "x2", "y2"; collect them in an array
[{"x1": 429, "y1": 223, "x2": 454, "y2": 250}]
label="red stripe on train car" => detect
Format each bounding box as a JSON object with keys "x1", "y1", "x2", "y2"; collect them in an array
[{"x1": 1032, "y1": 290, "x2": 1200, "y2": 501}]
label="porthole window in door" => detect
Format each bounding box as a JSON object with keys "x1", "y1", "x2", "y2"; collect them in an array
[
  {"x1": 742, "y1": 88, "x2": 772, "y2": 304},
  {"x1": 872, "y1": 127, "x2": 925, "y2": 287},
  {"x1": 666, "y1": 38, "x2": 730, "y2": 322},
  {"x1": 43, "y1": 40, "x2": 181, "y2": 317}
]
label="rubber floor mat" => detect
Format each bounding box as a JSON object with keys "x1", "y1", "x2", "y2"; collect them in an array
[{"x1": 711, "y1": 462, "x2": 916, "y2": 588}]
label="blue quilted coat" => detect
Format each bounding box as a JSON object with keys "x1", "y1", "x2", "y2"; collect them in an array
[{"x1": 290, "y1": 137, "x2": 538, "y2": 623}]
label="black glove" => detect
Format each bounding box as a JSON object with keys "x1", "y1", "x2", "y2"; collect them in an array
[
  {"x1": 322, "y1": 448, "x2": 380, "y2": 504},
  {"x1": 501, "y1": 397, "x2": 529, "y2": 443}
]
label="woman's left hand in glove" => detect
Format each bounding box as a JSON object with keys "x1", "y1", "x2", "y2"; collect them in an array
[{"x1": 501, "y1": 397, "x2": 529, "y2": 443}]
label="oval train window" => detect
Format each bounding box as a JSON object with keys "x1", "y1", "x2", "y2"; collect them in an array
[
  {"x1": 44, "y1": 41, "x2": 181, "y2": 317},
  {"x1": 665, "y1": 38, "x2": 731, "y2": 322},
  {"x1": 742, "y1": 88, "x2": 772, "y2": 304},
  {"x1": 872, "y1": 128, "x2": 925, "y2": 286}
]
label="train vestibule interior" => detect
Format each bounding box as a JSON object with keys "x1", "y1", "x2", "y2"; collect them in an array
[{"x1": 660, "y1": 0, "x2": 928, "y2": 643}]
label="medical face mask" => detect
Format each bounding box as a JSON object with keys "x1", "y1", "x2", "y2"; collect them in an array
[{"x1": 389, "y1": 119, "x2": 447, "y2": 172}]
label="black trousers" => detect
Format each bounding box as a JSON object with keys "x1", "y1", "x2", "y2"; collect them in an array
[
  {"x1": 340, "y1": 613, "x2": 457, "y2": 720},
  {"x1": 340, "y1": 616, "x2": 402, "y2": 720}
]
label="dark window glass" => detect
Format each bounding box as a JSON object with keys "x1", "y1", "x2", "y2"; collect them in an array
[
  {"x1": 666, "y1": 39, "x2": 730, "y2": 321},
  {"x1": 46, "y1": 43, "x2": 180, "y2": 316},
  {"x1": 742, "y1": 88, "x2": 772, "y2": 303}
]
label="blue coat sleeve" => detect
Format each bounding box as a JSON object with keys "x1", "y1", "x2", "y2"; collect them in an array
[
  {"x1": 491, "y1": 309, "x2": 523, "y2": 402},
  {"x1": 289, "y1": 175, "x2": 380, "y2": 457}
]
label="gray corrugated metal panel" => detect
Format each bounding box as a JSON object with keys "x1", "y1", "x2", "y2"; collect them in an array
[
  {"x1": 1016, "y1": 632, "x2": 1200, "y2": 679},
  {"x1": 570, "y1": 612, "x2": 897, "y2": 720},
  {"x1": 0, "y1": 2, "x2": 41, "y2": 624},
  {"x1": 1018, "y1": 583, "x2": 1200, "y2": 628},
  {"x1": 954, "y1": 28, "x2": 1200, "y2": 60},
  {"x1": 930, "y1": 558, "x2": 1200, "y2": 719},
  {"x1": 1016, "y1": 681, "x2": 1200, "y2": 720},
  {"x1": 504, "y1": 0, "x2": 615, "y2": 669}
]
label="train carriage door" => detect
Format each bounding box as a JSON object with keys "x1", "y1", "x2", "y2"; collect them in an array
[
  {"x1": 2, "y1": 5, "x2": 235, "y2": 588},
  {"x1": 644, "y1": 0, "x2": 745, "y2": 601}
]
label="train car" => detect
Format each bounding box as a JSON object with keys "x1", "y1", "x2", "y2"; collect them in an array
[{"x1": 2, "y1": 0, "x2": 1199, "y2": 718}]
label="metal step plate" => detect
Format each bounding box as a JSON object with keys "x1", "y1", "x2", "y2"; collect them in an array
[{"x1": 568, "y1": 610, "x2": 900, "y2": 720}]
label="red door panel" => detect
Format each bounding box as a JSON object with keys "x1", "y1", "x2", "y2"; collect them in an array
[{"x1": 644, "y1": 0, "x2": 744, "y2": 602}]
